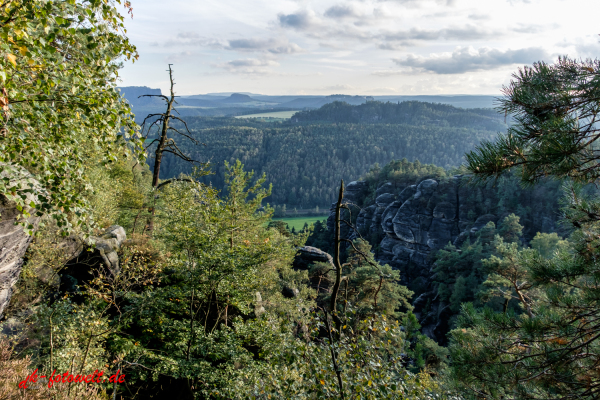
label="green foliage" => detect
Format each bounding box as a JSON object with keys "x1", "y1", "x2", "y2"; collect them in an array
[
  {"x1": 402, "y1": 312, "x2": 450, "y2": 372},
  {"x1": 238, "y1": 309, "x2": 458, "y2": 399},
  {"x1": 153, "y1": 101, "x2": 504, "y2": 208},
  {"x1": 342, "y1": 239, "x2": 414, "y2": 318},
  {"x1": 529, "y1": 232, "x2": 568, "y2": 258},
  {"x1": 0, "y1": 0, "x2": 142, "y2": 233},
  {"x1": 293, "y1": 101, "x2": 506, "y2": 131},
  {"x1": 498, "y1": 213, "x2": 523, "y2": 243},
  {"x1": 451, "y1": 55, "x2": 600, "y2": 399},
  {"x1": 31, "y1": 300, "x2": 111, "y2": 376},
  {"x1": 465, "y1": 57, "x2": 600, "y2": 184},
  {"x1": 449, "y1": 277, "x2": 467, "y2": 314},
  {"x1": 273, "y1": 204, "x2": 287, "y2": 217},
  {"x1": 479, "y1": 236, "x2": 538, "y2": 314},
  {"x1": 114, "y1": 162, "x2": 311, "y2": 397},
  {"x1": 432, "y1": 214, "x2": 528, "y2": 328},
  {"x1": 433, "y1": 239, "x2": 486, "y2": 305},
  {"x1": 305, "y1": 219, "x2": 333, "y2": 254},
  {"x1": 272, "y1": 216, "x2": 325, "y2": 232},
  {"x1": 448, "y1": 185, "x2": 600, "y2": 400},
  {"x1": 267, "y1": 220, "x2": 291, "y2": 237}
]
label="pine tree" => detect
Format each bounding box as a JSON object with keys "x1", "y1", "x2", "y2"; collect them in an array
[
  {"x1": 449, "y1": 276, "x2": 467, "y2": 313},
  {"x1": 529, "y1": 232, "x2": 568, "y2": 259},
  {"x1": 451, "y1": 57, "x2": 600, "y2": 400},
  {"x1": 498, "y1": 213, "x2": 523, "y2": 244}
]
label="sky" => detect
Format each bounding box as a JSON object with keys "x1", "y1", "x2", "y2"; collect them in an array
[{"x1": 118, "y1": 0, "x2": 600, "y2": 96}]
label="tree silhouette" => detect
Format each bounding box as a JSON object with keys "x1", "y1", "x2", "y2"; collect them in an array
[{"x1": 140, "y1": 64, "x2": 202, "y2": 188}]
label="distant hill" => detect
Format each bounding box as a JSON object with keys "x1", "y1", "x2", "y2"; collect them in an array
[
  {"x1": 374, "y1": 95, "x2": 498, "y2": 109},
  {"x1": 220, "y1": 93, "x2": 255, "y2": 103},
  {"x1": 117, "y1": 86, "x2": 163, "y2": 107},
  {"x1": 152, "y1": 100, "x2": 507, "y2": 208},
  {"x1": 291, "y1": 100, "x2": 505, "y2": 131},
  {"x1": 277, "y1": 95, "x2": 368, "y2": 109},
  {"x1": 116, "y1": 87, "x2": 500, "y2": 125}
]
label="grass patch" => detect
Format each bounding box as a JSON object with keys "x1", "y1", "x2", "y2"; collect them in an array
[
  {"x1": 235, "y1": 110, "x2": 299, "y2": 120},
  {"x1": 272, "y1": 216, "x2": 328, "y2": 231}
]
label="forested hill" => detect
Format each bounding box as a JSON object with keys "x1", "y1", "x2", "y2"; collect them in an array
[
  {"x1": 291, "y1": 100, "x2": 506, "y2": 130},
  {"x1": 153, "y1": 101, "x2": 507, "y2": 208}
]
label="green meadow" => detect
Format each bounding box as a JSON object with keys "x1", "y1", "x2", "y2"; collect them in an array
[{"x1": 271, "y1": 216, "x2": 328, "y2": 231}]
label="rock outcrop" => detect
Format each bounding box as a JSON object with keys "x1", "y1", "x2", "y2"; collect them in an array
[
  {"x1": 327, "y1": 175, "x2": 563, "y2": 343},
  {"x1": 59, "y1": 225, "x2": 127, "y2": 295},
  {"x1": 0, "y1": 166, "x2": 42, "y2": 318},
  {"x1": 293, "y1": 246, "x2": 335, "y2": 271}
]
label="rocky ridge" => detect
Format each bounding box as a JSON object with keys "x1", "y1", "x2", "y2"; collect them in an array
[{"x1": 327, "y1": 176, "x2": 562, "y2": 342}]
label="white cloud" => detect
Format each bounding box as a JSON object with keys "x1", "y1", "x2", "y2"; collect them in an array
[
  {"x1": 468, "y1": 13, "x2": 490, "y2": 20},
  {"x1": 278, "y1": 9, "x2": 321, "y2": 30},
  {"x1": 216, "y1": 58, "x2": 280, "y2": 75},
  {"x1": 393, "y1": 46, "x2": 550, "y2": 74},
  {"x1": 378, "y1": 0, "x2": 456, "y2": 6},
  {"x1": 381, "y1": 26, "x2": 498, "y2": 42},
  {"x1": 119, "y1": 0, "x2": 599, "y2": 95},
  {"x1": 324, "y1": 4, "x2": 363, "y2": 19},
  {"x1": 226, "y1": 38, "x2": 304, "y2": 54},
  {"x1": 166, "y1": 51, "x2": 195, "y2": 63}
]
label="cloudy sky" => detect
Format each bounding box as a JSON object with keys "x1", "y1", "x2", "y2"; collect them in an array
[{"x1": 119, "y1": 0, "x2": 599, "y2": 96}]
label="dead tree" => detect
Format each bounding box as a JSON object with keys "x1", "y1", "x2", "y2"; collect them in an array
[
  {"x1": 324, "y1": 180, "x2": 392, "y2": 399},
  {"x1": 139, "y1": 65, "x2": 203, "y2": 232},
  {"x1": 139, "y1": 64, "x2": 201, "y2": 188}
]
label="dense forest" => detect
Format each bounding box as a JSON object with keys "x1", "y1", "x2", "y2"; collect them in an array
[
  {"x1": 2, "y1": 1, "x2": 600, "y2": 399},
  {"x1": 306, "y1": 158, "x2": 577, "y2": 344},
  {"x1": 291, "y1": 100, "x2": 506, "y2": 129},
  {"x1": 152, "y1": 102, "x2": 507, "y2": 208}
]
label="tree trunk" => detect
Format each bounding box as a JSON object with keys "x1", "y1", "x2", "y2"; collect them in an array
[
  {"x1": 147, "y1": 65, "x2": 176, "y2": 233},
  {"x1": 151, "y1": 65, "x2": 176, "y2": 188},
  {"x1": 330, "y1": 180, "x2": 344, "y2": 313}
]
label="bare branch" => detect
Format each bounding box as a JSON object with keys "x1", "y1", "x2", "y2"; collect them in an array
[
  {"x1": 138, "y1": 94, "x2": 169, "y2": 102},
  {"x1": 163, "y1": 148, "x2": 200, "y2": 163},
  {"x1": 143, "y1": 138, "x2": 160, "y2": 149},
  {"x1": 331, "y1": 180, "x2": 344, "y2": 313},
  {"x1": 168, "y1": 126, "x2": 200, "y2": 144},
  {"x1": 156, "y1": 177, "x2": 195, "y2": 190},
  {"x1": 340, "y1": 239, "x2": 381, "y2": 270}
]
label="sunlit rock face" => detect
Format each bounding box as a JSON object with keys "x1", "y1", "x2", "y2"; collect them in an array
[{"x1": 0, "y1": 166, "x2": 41, "y2": 318}]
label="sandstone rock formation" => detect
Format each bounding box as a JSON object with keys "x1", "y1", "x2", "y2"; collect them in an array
[
  {"x1": 326, "y1": 175, "x2": 562, "y2": 342},
  {"x1": 59, "y1": 225, "x2": 127, "y2": 296},
  {"x1": 0, "y1": 166, "x2": 41, "y2": 318},
  {"x1": 293, "y1": 246, "x2": 335, "y2": 271}
]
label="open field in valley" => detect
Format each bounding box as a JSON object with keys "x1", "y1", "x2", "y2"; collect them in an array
[{"x1": 271, "y1": 216, "x2": 328, "y2": 231}]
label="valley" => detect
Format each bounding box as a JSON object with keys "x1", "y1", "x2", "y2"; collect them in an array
[
  {"x1": 124, "y1": 97, "x2": 508, "y2": 209},
  {"x1": 2, "y1": 1, "x2": 596, "y2": 399}
]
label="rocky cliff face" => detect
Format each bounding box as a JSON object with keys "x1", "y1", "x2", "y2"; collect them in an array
[
  {"x1": 0, "y1": 195, "x2": 40, "y2": 318},
  {"x1": 327, "y1": 176, "x2": 562, "y2": 342},
  {"x1": 0, "y1": 166, "x2": 41, "y2": 318}
]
